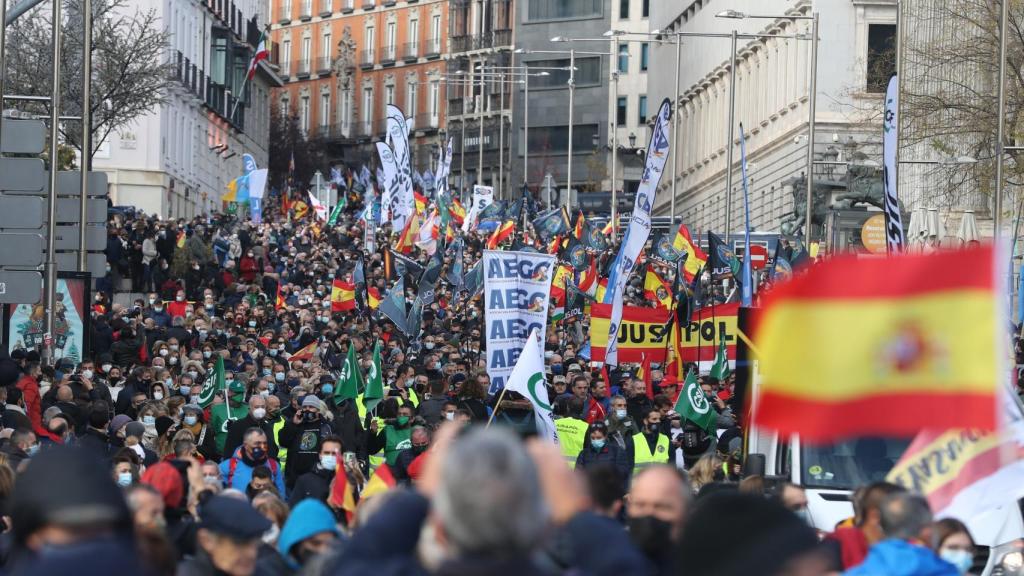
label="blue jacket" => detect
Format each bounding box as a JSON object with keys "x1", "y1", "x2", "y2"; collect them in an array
[
  {"x1": 278, "y1": 499, "x2": 343, "y2": 567},
  {"x1": 219, "y1": 447, "x2": 286, "y2": 496},
  {"x1": 845, "y1": 539, "x2": 959, "y2": 576}
]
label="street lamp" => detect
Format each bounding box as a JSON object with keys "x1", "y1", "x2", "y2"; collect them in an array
[
  {"x1": 628, "y1": 132, "x2": 637, "y2": 148},
  {"x1": 517, "y1": 45, "x2": 614, "y2": 209}
]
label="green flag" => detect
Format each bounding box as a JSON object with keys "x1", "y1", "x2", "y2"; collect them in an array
[
  {"x1": 327, "y1": 197, "x2": 346, "y2": 226},
  {"x1": 709, "y1": 333, "x2": 730, "y2": 381},
  {"x1": 674, "y1": 369, "x2": 716, "y2": 434},
  {"x1": 198, "y1": 355, "x2": 225, "y2": 408},
  {"x1": 335, "y1": 344, "x2": 363, "y2": 403},
  {"x1": 363, "y1": 341, "x2": 385, "y2": 413}
]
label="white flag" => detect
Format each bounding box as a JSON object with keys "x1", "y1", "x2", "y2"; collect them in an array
[{"x1": 504, "y1": 328, "x2": 559, "y2": 445}]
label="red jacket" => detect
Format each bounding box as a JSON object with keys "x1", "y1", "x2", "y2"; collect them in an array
[
  {"x1": 584, "y1": 397, "x2": 607, "y2": 424},
  {"x1": 167, "y1": 300, "x2": 188, "y2": 319},
  {"x1": 16, "y1": 374, "x2": 44, "y2": 436},
  {"x1": 239, "y1": 256, "x2": 259, "y2": 282},
  {"x1": 825, "y1": 526, "x2": 870, "y2": 569}
]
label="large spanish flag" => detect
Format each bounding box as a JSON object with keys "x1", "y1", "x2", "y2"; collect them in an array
[
  {"x1": 753, "y1": 245, "x2": 999, "y2": 442},
  {"x1": 643, "y1": 266, "x2": 672, "y2": 309},
  {"x1": 367, "y1": 286, "x2": 382, "y2": 310},
  {"x1": 673, "y1": 223, "x2": 708, "y2": 282},
  {"x1": 486, "y1": 220, "x2": 515, "y2": 249},
  {"x1": 331, "y1": 279, "x2": 357, "y2": 312}
]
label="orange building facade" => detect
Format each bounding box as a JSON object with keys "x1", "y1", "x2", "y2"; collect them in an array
[{"x1": 270, "y1": 0, "x2": 448, "y2": 168}]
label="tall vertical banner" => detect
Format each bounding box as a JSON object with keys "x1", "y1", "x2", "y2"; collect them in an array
[
  {"x1": 602, "y1": 99, "x2": 673, "y2": 366},
  {"x1": 882, "y1": 75, "x2": 905, "y2": 252},
  {"x1": 739, "y1": 124, "x2": 753, "y2": 307},
  {"x1": 483, "y1": 250, "x2": 555, "y2": 394},
  {"x1": 463, "y1": 185, "x2": 494, "y2": 232},
  {"x1": 386, "y1": 105, "x2": 415, "y2": 227},
  {"x1": 376, "y1": 142, "x2": 403, "y2": 230}
]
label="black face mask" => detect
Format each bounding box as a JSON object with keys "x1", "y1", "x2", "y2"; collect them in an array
[{"x1": 627, "y1": 515, "x2": 674, "y2": 558}]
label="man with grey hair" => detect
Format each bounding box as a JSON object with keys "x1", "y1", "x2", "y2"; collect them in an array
[
  {"x1": 335, "y1": 426, "x2": 650, "y2": 575},
  {"x1": 222, "y1": 393, "x2": 277, "y2": 460},
  {"x1": 845, "y1": 492, "x2": 959, "y2": 576}
]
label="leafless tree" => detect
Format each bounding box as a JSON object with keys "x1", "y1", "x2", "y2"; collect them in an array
[{"x1": 5, "y1": 0, "x2": 173, "y2": 165}]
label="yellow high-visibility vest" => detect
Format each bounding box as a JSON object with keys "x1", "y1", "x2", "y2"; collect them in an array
[
  {"x1": 555, "y1": 417, "x2": 589, "y2": 469},
  {"x1": 631, "y1": 432, "x2": 670, "y2": 476},
  {"x1": 272, "y1": 417, "x2": 287, "y2": 470}
]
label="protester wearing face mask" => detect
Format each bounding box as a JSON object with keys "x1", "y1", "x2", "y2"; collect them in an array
[
  {"x1": 366, "y1": 401, "x2": 415, "y2": 468},
  {"x1": 276, "y1": 499, "x2": 343, "y2": 570},
  {"x1": 223, "y1": 395, "x2": 279, "y2": 464},
  {"x1": 171, "y1": 404, "x2": 220, "y2": 461},
  {"x1": 288, "y1": 437, "x2": 343, "y2": 507},
  {"x1": 209, "y1": 376, "x2": 249, "y2": 457},
  {"x1": 0, "y1": 429, "x2": 37, "y2": 471},
  {"x1": 392, "y1": 426, "x2": 431, "y2": 485},
  {"x1": 574, "y1": 422, "x2": 631, "y2": 486},
  {"x1": 112, "y1": 454, "x2": 140, "y2": 488},
  {"x1": 219, "y1": 428, "x2": 285, "y2": 494},
  {"x1": 931, "y1": 519, "x2": 976, "y2": 576},
  {"x1": 627, "y1": 465, "x2": 690, "y2": 573},
  {"x1": 631, "y1": 409, "x2": 670, "y2": 477},
  {"x1": 279, "y1": 396, "x2": 334, "y2": 490}
]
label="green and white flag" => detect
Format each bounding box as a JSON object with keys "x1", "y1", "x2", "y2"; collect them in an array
[
  {"x1": 504, "y1": 328, "x2": 559, "y2": 444},
  {"x1": 327, "y1": 196, "x2": 346, "y2": 226},
  {"x1": 363, "y1": 341, "x2": 385, "y2": 413},
  {"x1": 198, "y1": 355, "x2": 225, "y2": 408},
  {"x1": 674, "y1": 369, "x2": 716, "y2": 434},
  {"x1": 709, "y1": 333, "x2": 731, "y2": 381},
  {"x1": 335, "y1": 344, "x2": 363, "y2": 403}
]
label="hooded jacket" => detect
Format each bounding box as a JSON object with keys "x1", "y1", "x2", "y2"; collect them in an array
[
  {"x1": 277, "y1": 499, "x2": 343, "y2": 568},
  {"x1": 218, "y1": 446, "x2": 285, "y2": 495},
  {"x1": 844, "y1": 539, "x2": 959, "y2": 576}
]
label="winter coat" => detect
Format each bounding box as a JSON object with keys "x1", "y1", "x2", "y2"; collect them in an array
[
  {"x1": 844, "y1": 539, "x2": 959, "y2": 576},
  {"x1": 218, "y1": 447, "x2": 286, "y2": 495}
]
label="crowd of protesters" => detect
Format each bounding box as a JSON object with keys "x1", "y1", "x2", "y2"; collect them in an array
[{"x1": 0, "y1": 186, "x2": 980, "y2": 576}]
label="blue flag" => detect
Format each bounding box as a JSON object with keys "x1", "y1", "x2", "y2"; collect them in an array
[{"x1": 739, "y1": 124, "x2": 753, "y2": 307}]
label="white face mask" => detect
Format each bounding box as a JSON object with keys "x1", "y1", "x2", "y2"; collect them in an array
[
  {"x1": 81, "y1": 369, "x2": 94, "y2": 380},
  {"x1": 251, "y1": 407, "x2": 267, "y2": 420},
  {"x1": 153, "y1": 392, "x2": 164, "y2": 401},
  {"x1": 102, "y1": 364, "x2": 112, "y2": 373}
]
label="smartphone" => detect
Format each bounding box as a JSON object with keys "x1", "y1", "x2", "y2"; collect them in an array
[{"x1": 343, "y1": 452, "x2": 356, "y2": 465}]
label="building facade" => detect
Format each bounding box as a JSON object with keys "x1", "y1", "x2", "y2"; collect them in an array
[
  {"x1": 608, "y1": 0, "x2": 651, "y2": 202},
  {"x1": 648, "y1": 0, "x2": 898, "y2": 245},
  {"x1": 270, "y1": 0, "x2": 448, "y2": 170},
  {"x1": 506, "y1": 0, "x2": 611, "y2": 205},
  {"x1": 94, "y1": 0, "x2": 280, "y2": 218}
]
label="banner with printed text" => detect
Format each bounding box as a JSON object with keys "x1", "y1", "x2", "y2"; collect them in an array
[
  {"x1": 484, "y1": 250, "x2": 555, "y2": 394},
  {"x1": 589, "y1": 302, "x2": 739, "y2": 366}
]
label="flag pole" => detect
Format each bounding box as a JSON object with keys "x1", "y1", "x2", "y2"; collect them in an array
[
  {"x1": 228, "y1": 27, "x2": 268, "y2": 124},
  {"x1": 486, "y1": 387, "x2": 509, "y2": 428}
]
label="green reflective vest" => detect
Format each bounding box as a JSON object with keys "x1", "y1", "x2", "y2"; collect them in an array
[{"x1": 555, "y1": 418, "x2": 589, "y2": 469}]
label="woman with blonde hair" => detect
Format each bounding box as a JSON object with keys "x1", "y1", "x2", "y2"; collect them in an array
[{"x1": 689, "y1": 453, "x2": 723, "y2": 493}]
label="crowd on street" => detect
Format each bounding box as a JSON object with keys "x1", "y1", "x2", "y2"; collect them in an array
[{"x1": 0, "y1": 186, "x2": 986, "y2": 576}]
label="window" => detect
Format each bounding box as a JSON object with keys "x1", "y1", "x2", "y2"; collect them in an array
[
  {"x1": 642, "y1": 0, "x2": 649, "y2": 17},
  {"x1": 362, "y1": 87, "x2": 373, "y2": 131},
  {"x1": 430, "y1": 14, "x2": 441, "y2": 51},
  {"x1": 640, "y1": 43, "x2": 648, "y2": 71},
  {"x1": 409, "y1": 18, "x2": 419, "y2": 45},
  {"x1": 280, "y1": 96, "x2": 290, "y2": 118},
  {"x1": 385, "y1": 84, "x2": 395, "y2": 104},
  {"x1": 341, "y1": 88, "x2": 352, "y2": 132},
  {"x1": 365, "y1": 25, "x2": 375, "y2": 51},
  {"x1": 385, "y1": 21, "x2": 396, "y2": 58},
  {"x1": 616, "y1": 97, "x2": 627, "y2": 126},
  {"x1": 527, "y1": 0, "x2": 601, "y2": 21},
  {"x1": 406, "y1": 81, "x2": 418, "y2": 120},
  {"x1": 638, "y1": 95, "x2": 647, "y2": 124},
  {"x1": 321, "y1": 32, "x2": 332, "y2": 61},
  {"x1": 619, "y1": 0, "x2": 628, "y2": 19},
  {"x1": 281, "y1": 40, "x2": 291, "y2": 75},
  {"x1": 617, "y1": 44, "x2": 629, "y2": 74},
  {"x1": 302, "y1": 36, "x2": 311, "y2": 62},
  {"x1": 866, "y1": 23, "x2": 896, "y2": 93},
  {"x1": 429, "y1": 81, "x2": 440, "y2": 126},
  {"x1": 300, "y1": 95, "x2": 310, "y2": 132},
  {"x1": 526, "y1": 124, "x2": 599, "y2": 153},
  {"x1": 320, "y1": 92, "x2": 330, "y2": 128},
  {"x1": 527, "y1": 57, "x2": 601, "y2": 88}
]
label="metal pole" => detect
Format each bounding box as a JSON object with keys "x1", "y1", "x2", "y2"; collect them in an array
[
  {"x1": 995, "y1": 0, "x2": 1009, "y2": 242},
  {"x1": 670, "y1": 33, "x2": 681, "y2": 226},
  {"x1": 0, "y1": 0, "x2": 7, "y2": 156},
  {"x1": 78, "y1": 0, "x2": 91, "y2": 271},
  {"x1": 803, "y1": 13, "x2": 819, "y2": 247},
  {"x1": 523, "y1": 72, "x2": 529, "y2": 183},
  {"x1": 43, "y1": 0, "x2": 61, "y2": 366},
  {"x1": 610, "y1": 36, "x2": 618, "y2": 233},
  {"x1": 566, "y1": 49, "x2": 575, "y2": 209},
  {"x1": 498, "y1": 72, "x2": 504, "y2": 197},
  {"x1": 460, "y1": 116, "x2": 466, "y2": 203},
  {"x1": 724, "y1": 30, "x2": 737, "y2": 242},
  {"x1": 477, "y1": 92, "x2": 483, "y2": 187}
]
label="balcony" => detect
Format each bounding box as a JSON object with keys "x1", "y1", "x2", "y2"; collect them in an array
[
  {"x1": 277, "y1": 4, "x2": 291, "y2": 23},
  {"x1": 402, "y1": 41, "x2": 418, "y2": 62},
  {"x1": 280, "y1": 61, "x2": 292, "y2": 77},
  {"x1": 450, "y1": 35, "x2": 469, "y2": 53},
  {"x1": 316, "y1": 56, "x2": 333, "y2": 74},
  {"x1": 383, "y1": 0, "x2": 395, "y2": 5},
  {"x1": 299, "y1": 0, "x2": 312, "y2": 20},
  {"x1": 493, "y1": 29, "x2": 512, "y2": 48},
  {"x1": 381, "y1": 45, "x2": 395, "y2": 65},
  {"x1": 412, "y1": 113, "x2": 439, "y2": 131},
  {"x1": 424, "y1": 37, "x2": 441, "y2": 58},
  {"x1": 447, "y1": 97, "x2": 465, "y2": 117},
  {"x1": 359, "y1": 49, "x2": 375, "y2": 68},
  {"x1": 296, "y1": 59, "x2": 311, "y2": 78},
  {"x1": 319, "y1": 0, "x2": 332, "y2": 16},
  {"x1": 340, "y1": 0, "x2": 354, "y2": 11},
  {"x1": 362, "y1": 0, "x2": 374, "y2": 9}
]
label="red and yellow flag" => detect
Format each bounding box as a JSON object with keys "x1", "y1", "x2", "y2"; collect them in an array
[
  {"x1": 361, "y1": 463, "x2": 397, "y2": 500},
  {"x1": 328, "y1": 471, "x2": 357, "y2": 523},
  {"x1": 449, "y1": 198, "x2": 466, "y2": 225},
  {"x1": 275, "y1": 283, "x2": 286, "y2": 310},
  {"x1": 673, "y1": 223, "x2": 708, "y2": 281},
  {"x1": 176, "y1": 230, "x2": 186, "y2": 249},
  {"x1": 331, "y1": 279, "x2": 356, "y2": 312},
  {"x1": 367, "y1": 286, "x2": 382, "y2": 310},
  {"x1": 414, "y1": 191, "x2": 428, "y2": 215},
  {"x1": 753, "y1": 246, "x2": 999, "y2": 443},
  {"x1": 573, "y1": 210, "x2": 585, "y2": 239},
  {"x1": 395, "y1": 214, "x2": 421, "y2": 254},
  {"x1": 290, "y1": 341, "x2": 318, "y2": 362},
  {"x1": 550, "y1": 264, "x2": 573, "y2": 305},
  {"x1": 486, "y1": 220, "x2": 515, "y2": 249},
  {"x1": 643, "y1": 266, "x2": 672, "y2": 309}
]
